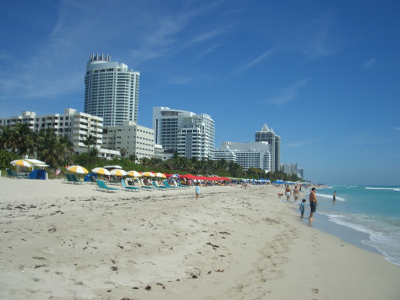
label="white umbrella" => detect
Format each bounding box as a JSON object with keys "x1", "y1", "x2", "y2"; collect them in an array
[
  {"x1": 155, "y1": 172, "x2": 166, "y2": 178},
  {"x1": 10, "y1": 159, "x2": 32, "y2": 168},
  {"x1": 127, "y1": 170, "x2": 141, "y2": 177},
  {"x1": 110, "y1": 169, "x2": 127, "y2": 176},
  {"x1": 67, "y1": 165, "x2": 89, "y2": 174},
  {"x1": 141, "y1": 172, "x2": 155, "y2": 177},
  {"x1": 91, "y1": 167, "x2": 110, "y2": 175}
]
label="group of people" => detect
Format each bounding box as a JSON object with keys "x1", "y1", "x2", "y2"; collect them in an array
[
  {"x1": 284, "y1": 185, "x2": 300, "y2": 202},
  {"x1": 297, "y1": 187, "x2": 318, "y2": 221}
]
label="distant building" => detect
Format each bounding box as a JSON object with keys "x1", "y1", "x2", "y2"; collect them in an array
[
  {"x1": 297, "y1": 168, "x2": 304, "y2": 179},
  {"x1": 214, "y1": 141, "x2": 271, "y2": 172},
  {"x1": 255, "y1": 124, "x2": 281, "y2": 171},
  {"x1": 102, "y1": 121, "x2": 154, "y2": 161},
  {"x1": 84, "y1": 53, "x2": 140, "y2": 127},
  {"x1": 154, "y1": 144, "x2": 164, "y2": 160},
  {"x1": 152, "y1": 107, "x2": 215, "y2": 159},
  {"x1": 281, "y1": 163, "x2": 298, "y2": 176},
  {"x1": 0, "y1": 108, "x2": 119, "y2": 159}
]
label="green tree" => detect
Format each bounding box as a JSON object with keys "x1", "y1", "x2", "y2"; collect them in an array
[
  {"x1": 10, "y1": 123, "x2": 35, "y2": 157},
  {"x1": 0, "y1": 125, "x2": 13, "y2": 151},
  {"x1": 120, "y1": 148, "x2": 127, "y2": 158},
  {"x1": 82, "y1": 133, "x2": 96, "y2": 166}
]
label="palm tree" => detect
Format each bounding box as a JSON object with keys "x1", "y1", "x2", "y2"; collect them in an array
[
  {"x1": 37, "y1": 128, "x2": 74, "y2": 168},
  {"x1": 0, "y1": 125, "x2": 13, "y2": 150},
  {"x1": 10, "y1": 123, "x2": 35, "y2": 157},
  {"x1": 120, "y1": 148, "x2": 127, "y2": 158},
  {"x1": 82, "y1": 133, "x2": 96, "y2": 166}
]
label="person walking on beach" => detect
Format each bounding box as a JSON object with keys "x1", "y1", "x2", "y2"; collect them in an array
[
  {"x1": 294, "y1": 186, "x2": 299, "y2": 203},
  {"x1": 285, "y1": 185, "x2": 291, "y2": 201},
  {"x1": 299, "y1": 199, "x2": 306, "y2": 218},
  {"x1": 333, "y1": 191, "x2": 336, "y2": 202},
  {"x1": 195, "y1": 183, "x2": 200, "y2": 200},
  {"x1": 309, "y1": 187, "x2": 318, "y2": 221}
]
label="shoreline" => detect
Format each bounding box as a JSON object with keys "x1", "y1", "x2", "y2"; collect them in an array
[{"x1": 1, "y1": 179, "x2": 399, "y2": 299}]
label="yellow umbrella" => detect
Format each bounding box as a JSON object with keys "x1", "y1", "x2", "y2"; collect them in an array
[
  {"x1": 110, "y1": 169, "x2": 127, "y2": 176},
  {"x1": 155, "y1": 172, "x2": 166, "y2": 178},
  {"x1": 10, "y1": 159, "x2": 32, "y2": 168},
  {"x1": 91, "y1": 167, "x2": 110, "y2": 175},
  {"x1": 127, "y1": 170, "x2": 141, "y2": 177},
  {"x1": 141, "y1": 172, "x2": 155, "y2": 177},
  {"x1": 67, "y1": 165, "x2": 89, "y2": 174}
]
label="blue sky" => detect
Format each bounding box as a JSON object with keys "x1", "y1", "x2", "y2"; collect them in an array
[{"x1": 1, "y1": 0, "x2": 399, "y2": 185}]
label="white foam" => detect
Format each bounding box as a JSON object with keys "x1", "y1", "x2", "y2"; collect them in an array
[
  {"x1": 321, "y1": 213, "x2": 400, "y2": 266},
  {"x1": 316, "y1": 192, "x2": 345, "y2": 201},
  {"x1": 365, "y1": 187, "x2": 400, "y2": 190}
]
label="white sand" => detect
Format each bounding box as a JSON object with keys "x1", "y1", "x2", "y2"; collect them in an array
[{"x1": 0, "y1": 178, "x2": 399, "y2": 300}]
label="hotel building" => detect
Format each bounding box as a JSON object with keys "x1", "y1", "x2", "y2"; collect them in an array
[
  {"x1": 214, "y1": 141, "x2": 272, "y2": 172},
  {"x1": 0, "y1": 109, "x2": 119, "y2": 159},
  {"x1": 152, "y1": 107, "x2": 215, "y2": 159},
  {"x1": 255, "y1": 124, "x2": 281, "y2": 171},
  {"x1": 84, "y1": 53, "x2": 140, "y2": 127},
  {"x1": 102, "y1": 121, "x2": 155, "y2": 161},
  {"x1": 281, "y1": 163, "x2": 298, "y2": 176}
]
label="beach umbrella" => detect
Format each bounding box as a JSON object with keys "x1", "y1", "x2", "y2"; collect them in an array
[
  {"x1": 91, "y1": 167, "x2": 110, "y2": 175},
  {"x1": 155, "y1": 172, "x2": 166, "y2": 178},
  {"x1": 110, "y1": 169, "x2": 127, "y2": 176},
  {"x1": 10, "y1": 159, "x2": 32, "y2": 168},
  {"x1": 141, "y1": 171, "x2": 155, "y2": 177},
  {"x1": 127, "y1": 170, "x2": 141, "y2": 177},
  {"x1": 67, "y1": 165, "x2": 89, "y2": 174},
  {"x1": 170, "y1": 174, "x2": 180, "y2": 178}
]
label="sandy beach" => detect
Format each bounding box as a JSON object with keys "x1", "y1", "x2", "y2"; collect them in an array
[{"x1": 0, "y1": 178, "x2": 399, "y2": 300}]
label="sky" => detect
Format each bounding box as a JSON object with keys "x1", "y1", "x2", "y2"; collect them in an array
[{"x1": 1, "y1": 0, "x2": 400, "y2": 185}]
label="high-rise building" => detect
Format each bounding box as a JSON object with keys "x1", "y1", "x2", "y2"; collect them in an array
[
  {"x1": 255, "y1": 124, "x2": 281, "y2": 171},
  {"x1": 0, "y1": 109, "x2": 120, "y2": 159},
  {"x1": 102, "y1": 121, "x2": 155, "y2": 161},
  {"x1": 152, "y1": 107, "x2": 215, "y2": 159},
  {"x1": 84, "y1": 53, "x2": 140, "y2": 127},
  {"x1": 214, "y1": 141, "x2": 271, "y2": 172},
  {"x1": 281, "y1": 163, "x2": 298, "y2": 175}
]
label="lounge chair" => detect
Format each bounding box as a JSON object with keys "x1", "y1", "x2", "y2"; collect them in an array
[
  {"x1": 138, "y1": 181, "x2": 155, "y2": 191},
  {"x1": 152, "y1": 181, "x2": 169, "y2": 190},
  {"x1": 88, "y1": 175, "x2": 97, "y2": 184},
  {"x1": 178, "y1": 181, "x2": 190, "y2": 188},
  {"x1": 65, "y1": 173, "x2": 84, "y2": 184},
  {"x1": 121, "y1": 179, "x2": 141, "y2": 192},
  {"x1": 163, "y1": 181, "x2": 179, "y2": 189},
  {"x1": 6, "y1": 169, "x2": 19, "y2": 179},
  {"x1": 11, "y1": 170, "x2": 28, "y2": 179},
  {"x1": 96, "y1": 180, "x2": 119, "y2": 193},
  {"x1": 70, "y1": 174, "x2": 84, "y2": 182}
]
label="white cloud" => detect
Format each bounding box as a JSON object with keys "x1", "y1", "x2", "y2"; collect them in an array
[
  {"x1": 363, "y1": 58, "x2": 376, "y2": 69},
  {"x1": 266, "y1": 79, "x2": 309, "y2": 106}
]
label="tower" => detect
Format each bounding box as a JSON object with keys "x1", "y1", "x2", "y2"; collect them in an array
[
  {"x1": 255, "y1": 124, "x2": 281, "y2": 171},
  {"x1": 84, "y1": 53, "x2": 140, "y2": 127}
]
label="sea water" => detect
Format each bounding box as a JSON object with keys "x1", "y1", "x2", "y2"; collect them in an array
[{"x1": 309, "y1": 185, "x2": 400, "y2": 266}]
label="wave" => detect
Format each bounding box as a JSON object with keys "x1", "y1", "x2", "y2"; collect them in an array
[
  {"x1": 321, "y1": 212, "x2": 400, "y2": 266},
  {"x1": 365, "y1": 187, "x2": 400, "y2": 191},
  {"x1": 348, "y1": 186, "x2": 358, "y2": 188},
  {"x1": 316, "y1": 192, "x2": 345, "y2": 201}
]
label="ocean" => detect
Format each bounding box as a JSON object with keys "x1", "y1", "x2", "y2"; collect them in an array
[{"x1": 302, "y1": 185, "x2": 400, "y2": 266}]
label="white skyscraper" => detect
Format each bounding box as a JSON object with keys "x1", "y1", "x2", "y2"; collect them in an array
[
  {"x1": 153, "y1": 107, "x2": 215, "y2": 159},
  {"x1": 84, "y1": 53, "x2": 140, "y2": 127},
  {"x1": 255, "y1": 124, "x2": 281, "y2": 171},
  {"x1": 214, "y1": 141, "x2": 272, "y2": 172}
]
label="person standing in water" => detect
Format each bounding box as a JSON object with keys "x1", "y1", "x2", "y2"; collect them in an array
[
  {"x1": 309, "y1": 187, "x2": 318, "y2": 221},
  {"x1": 333, "y1": 191, "x2": 336, "y2": 202}
]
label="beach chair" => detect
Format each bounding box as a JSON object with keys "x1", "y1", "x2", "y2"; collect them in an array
[
  {"x1": 162, "y1": 181, "x2": 179, "y2": 189},
  {"x1": 177, "y1": 181, "x2": 190, "y2": 188},
  {"x1": 6, "y1": 169, "x2": 19, "y2": 179},
  {"x1": 96, "y1": 180, "x2": 119, "y2": 193},
  {"x1": 66, "y1": 173, "x2": 84, "y2": 184},
  {"x1": 11, "y1": 170, "x2": 28, "y2": 179},
  {"x1": 70, "y1": 174, "x2": 84, "y2": 182},
  {"x1": 88, "y1": 175, "x2": 97, "y2": 184},
  {"x1": 138, "y1": 181, "x2": 155, "y2": 191},
  {"x1": 152, "y1": 181, "x2": 169, "y2": 190},
  {"x1": 121, "y1": 179, "x2": 141, "y2": 192}
]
